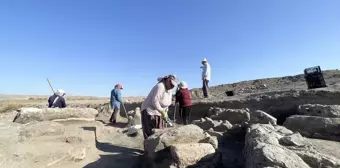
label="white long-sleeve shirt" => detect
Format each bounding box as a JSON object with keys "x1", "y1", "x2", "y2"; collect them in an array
[
  {"x1": 202, "y1": 62, "x2": 211, "y2": 81},
  {"x1": 141, "y1": 82, "x2": 172, "y2": 116}
]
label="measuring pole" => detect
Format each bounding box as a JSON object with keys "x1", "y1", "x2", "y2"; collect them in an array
[{"x1": 46, "y1": 78, "x2": 55, "y2": 94}]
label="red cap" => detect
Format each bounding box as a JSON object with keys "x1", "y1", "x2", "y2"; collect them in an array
[{"x1": 115, "y1": 84, "x2": 123, "y2": 89}]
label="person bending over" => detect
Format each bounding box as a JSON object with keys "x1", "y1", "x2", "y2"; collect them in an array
[{"x1": 141, "y1": 74, "x2": 178, "y2": 139}]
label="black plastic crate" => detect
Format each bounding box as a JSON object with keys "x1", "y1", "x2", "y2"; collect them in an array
[{"x1": 304, "y1": 66, "x2": 327, "y2": 89}]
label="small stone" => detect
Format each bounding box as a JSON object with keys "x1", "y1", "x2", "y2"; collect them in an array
[
  {"x1": 214, "y1": 120, "x2": 232, "y2": 132},
  {"x1": 69, "y1": 147, "x2": 86, "y2": 162}
]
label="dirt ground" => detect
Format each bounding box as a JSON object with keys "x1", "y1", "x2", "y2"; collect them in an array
[{"x1": 0, "y1": 113, "x2": 144, "y2": 168}]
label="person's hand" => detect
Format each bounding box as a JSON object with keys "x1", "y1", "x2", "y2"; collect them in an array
[{"x1": 161, "y1": 110, "x2": 168, "y2": 119}]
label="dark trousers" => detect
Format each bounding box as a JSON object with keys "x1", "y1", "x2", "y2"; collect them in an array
[
  {"x1": 141, "y1": 110, "x2": 164, "y2": 140},
  {"x1": 109, "y1": 107, "x2": 120, "y2": 123},
  {"x1": 180, "y1": 106, "x2": 191, "y2": 125},
  {"x1": 202, "y1": 79, "x2": 209, "y2": 98}
]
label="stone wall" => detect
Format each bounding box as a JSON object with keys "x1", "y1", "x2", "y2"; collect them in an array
[
  {"x1": 169, "y1": 90, "x2": 340, "y2": 125},
  {"x1": 63, "y1": 89, "x2": 340, "y2": 125}
]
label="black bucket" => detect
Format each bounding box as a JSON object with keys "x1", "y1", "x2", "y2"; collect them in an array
[{"x1": 225, "y1": 90, "x2": 234, "y2": 96}]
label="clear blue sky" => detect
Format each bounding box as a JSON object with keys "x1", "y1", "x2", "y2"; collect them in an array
[{"x1": 0, "y1": 0, "x2": 339, "y2": 97}]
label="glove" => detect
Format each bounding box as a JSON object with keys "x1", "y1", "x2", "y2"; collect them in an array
[
  {"x1": 161, "y1": 110, "x2": 168, "y2": 119},
  {"x1": 161, "y1": 109, "x2": 173, "y2": 127}
]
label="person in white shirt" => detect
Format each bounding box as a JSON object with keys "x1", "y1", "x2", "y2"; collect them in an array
[
  {"x1": 201, "y1": 58, "x2": 211, "y2": 98},
  {"x1": 141, "y1": 74, "x2": 178, "y2": 140}
]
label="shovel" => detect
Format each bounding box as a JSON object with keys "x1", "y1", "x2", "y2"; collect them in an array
[
  {"x1": 121, "y1": 102, "x2": 129, "y2": 119},
  {"x1": 173, "y1": 103, "x2": 177, "y2": 123}
]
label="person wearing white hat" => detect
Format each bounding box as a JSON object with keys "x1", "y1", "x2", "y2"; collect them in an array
[
  {"x1": 201, "y1": 58, "x2": 211, "y2": 98},
  {"x1": 48, "y1": 89, "x2": 67, "y2": 108},
  {"x1": 175, "y1": 81, "x2": 193, "y2": 125}
]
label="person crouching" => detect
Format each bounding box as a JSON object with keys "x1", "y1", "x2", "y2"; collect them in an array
[
  {"x1": 175, "y1": 81, "x2": 192, "y2": 125},
  {"x1": 141, "y1": 74, "x2": 178, "y2": 140},
  {"x1": 48, "y1": 89, "x2": 67, "y2": 108}
]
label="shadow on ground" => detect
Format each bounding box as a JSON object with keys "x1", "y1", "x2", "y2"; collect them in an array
[
  {"x1": 104, "y1": 122, "x2": 128, "y2": 128},
  {"x1": 96, "y1": 118, "x2": 128, "y2": 128},
  {"x1": 82, "y1": 126, "x2": 143, "y2": 168}
]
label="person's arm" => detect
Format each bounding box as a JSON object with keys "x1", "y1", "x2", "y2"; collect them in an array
[
  {"x1": 151, "y1": 84, "x2": 165, "y2": 112},
  {"x1": 61, "y1": 97, "x2": 67, "y2": 108},
  {"x1": 48, "y1": 97, "x2": 52, "y2": 108},
  {"x1": 109, "y1": 90, "x2": 113, "y2": 108}
]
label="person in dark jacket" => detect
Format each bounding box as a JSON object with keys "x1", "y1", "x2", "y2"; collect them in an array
[
  {"x1": 109, "y1": 84, "x2": 123, "y2": 124},
  {"x1": 175, "y1": 81, "x2": 193, "y2": 125},
  {"x1": 48, "y1": 89, "x2": 67, "y2": 108}
]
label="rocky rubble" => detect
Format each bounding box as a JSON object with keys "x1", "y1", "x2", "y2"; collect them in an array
[
  {"x1": 243, "y1": 124, "x2": 340, "y2": 168},
  {"x1": 193, "y1": 107, "x2": 276, "y2": 133},
  {"x1": 143, "y1": 124, "x2": 219, "y2": 168},
  {"x1": 298, "y1": 104, "x2": 340, "y2": 118},
  {"x1": 190, "y1": 107, "x2": 278, "y2": 167},
  {"x1": 190, "y1": 105, "x2": 340, "y2": 167},
  {"x1": 284, "y1": 104, "x2": 340, "y2": 141},
  {"x1": 284, "y1": 115, "x2": 340, "y2": 141},
  {"x1": 144, "y1": 124, "x2": 209, "y2": 158},
  {"x1": 209, "y1": 108, "x2": 250, "y2": 124}
]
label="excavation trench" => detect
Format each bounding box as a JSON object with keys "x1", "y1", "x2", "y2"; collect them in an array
[
  {"x1": 85, "y1": 90, "x2": 340, "y2": 166},
  {"x1": 97, "y1": 90, "x2": 340, "y2": 126}
]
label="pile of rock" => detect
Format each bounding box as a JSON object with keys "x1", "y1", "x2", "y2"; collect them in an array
[
  {"x1": 244, "y1": 124, "x2": 340, "y2": 167},
  {"x1": 143, "y1": 124, "x2": 219, "y2": 168},
  {"x1": 284, "y1": 104, "x2": 340, "y2": 141},
  {"x1": 193, "y1": 107, "x2": 277, "y2": 139}
]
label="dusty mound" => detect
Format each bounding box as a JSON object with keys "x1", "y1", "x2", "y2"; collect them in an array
[{"x1": 190, "y1": 69, "x2": 340, "y2": 99}]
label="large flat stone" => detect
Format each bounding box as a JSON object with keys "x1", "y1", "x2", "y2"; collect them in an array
[
  {"x1": 13, "y1": 108, "x2": 99, "y2": 124},
  {"x1": 284, "y1": 115, "x2": 340, "y2": 140}
]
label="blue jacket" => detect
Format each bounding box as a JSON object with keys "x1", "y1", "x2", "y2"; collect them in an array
[{"x1": 110, "y1": 88, "x2": 122, "y2": 109}]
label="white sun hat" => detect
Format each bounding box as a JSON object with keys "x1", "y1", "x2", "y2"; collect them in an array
[
  {"x1": 179, "y1": 81, "x2": 188, "y2": 89},
  {"x1": 202, "y1": 58, "x2": 207, "y2": 62},
  {"x1": 56, "y1": 89, "x2": 65, "y2": 96}
]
